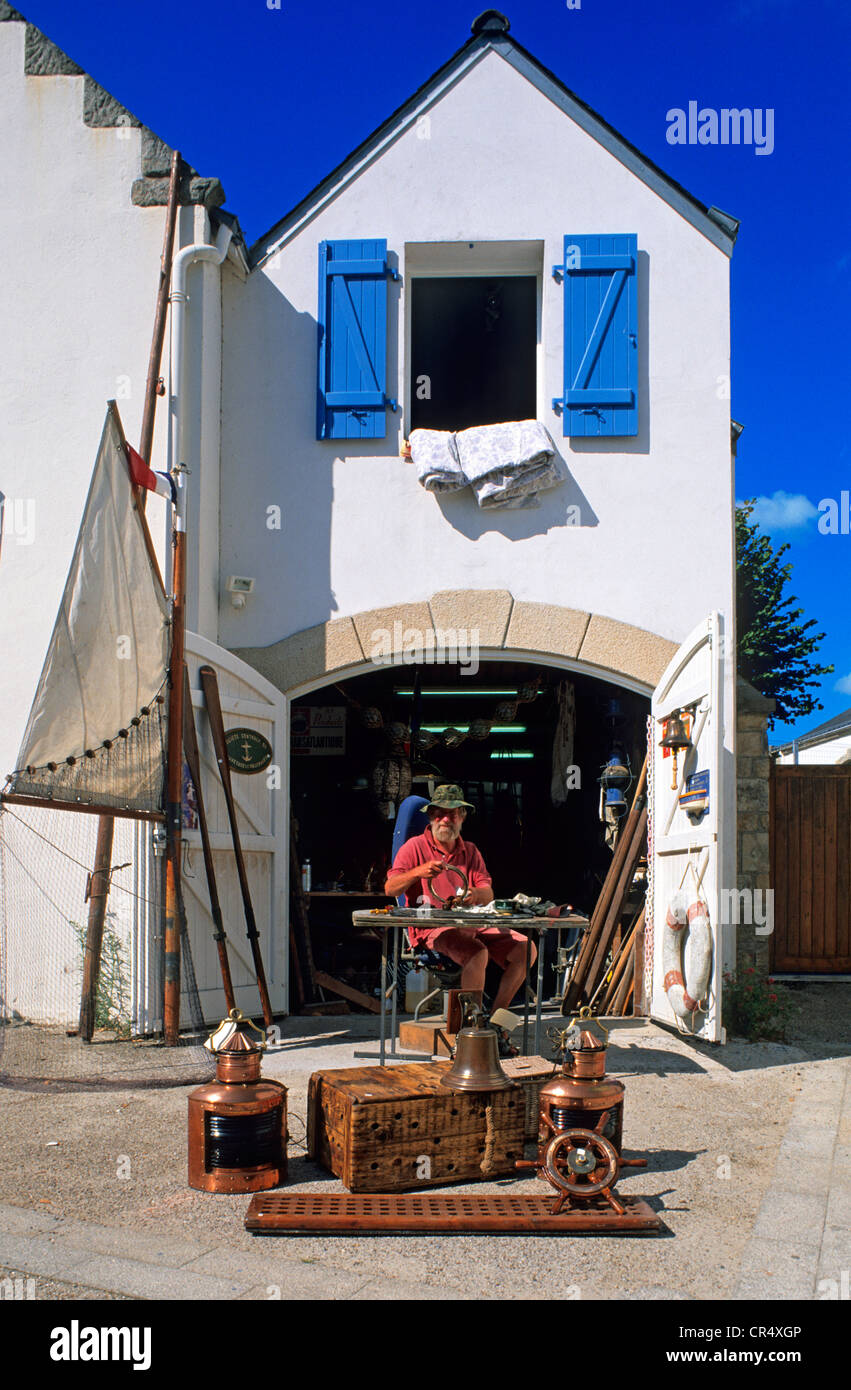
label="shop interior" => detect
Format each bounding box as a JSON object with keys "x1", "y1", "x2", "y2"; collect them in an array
[{"x1": 290, "y1": 660, "x2": 649, "y2": 1005}]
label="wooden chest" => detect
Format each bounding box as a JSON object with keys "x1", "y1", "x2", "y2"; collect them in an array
[{"x1": 307, "y1": 1059, "x2": 552, "y2": 1193}]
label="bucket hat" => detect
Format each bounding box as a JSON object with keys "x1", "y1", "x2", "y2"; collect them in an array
[{"x1": 425, "y1": 783, "x2": 475, "y2": 813}]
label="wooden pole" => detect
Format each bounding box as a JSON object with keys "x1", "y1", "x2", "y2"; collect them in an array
[
  {"x1": 1, "y1": 794, "x2": 163, "y2": 823},
  {"x1": 163, "y1": 526, "x2": 185, "y2": 1045},
  {"x1": 599, "y1": 908, "x2": 644, "y2": 1013},
  {"x1": 138, "y1": 151, "x2": 182, "y2": 491},
  {"x1": 199, "y1": 665, "x2": 275, "y2": 1028},
  {"x1": 78, "y1": 157, "x2": 182, "y2": 1043},
  {"x1": 154, "y1": 152, "x2": 184, "y2": 1045},
  {"x1": 562, "y1": 756, "x2": 647, "y2": 1013},
  {"x1": 78, "y1": 814, "x2": 115, "y2": 1041},
  {"x1": 182, "y1": 664, "x2": 237, "y2": 1013},
  {"x1": 578, "y1": 806, "x2": 647, "y2": 1005}
]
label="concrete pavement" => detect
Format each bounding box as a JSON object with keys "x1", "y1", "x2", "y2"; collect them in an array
[{"x1": 0, "y1": 1001, "x2": 849, "y2": 1301}]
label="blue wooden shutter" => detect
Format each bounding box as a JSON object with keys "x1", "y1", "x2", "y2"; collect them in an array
[
  {"x1": 317, "y1": 239, "x2": 394, "y2": 440},
  {"x1": 554, "y1": 234, "x2": 638, "y2": 437}
]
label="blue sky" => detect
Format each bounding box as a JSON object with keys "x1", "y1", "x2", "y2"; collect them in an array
[{"x1": 17, "y1": 0, "x2": 851, "y2": 742}]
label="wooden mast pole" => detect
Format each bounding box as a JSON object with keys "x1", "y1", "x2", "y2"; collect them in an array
[
  {"x1": 139, "y1": 151, "x2": 182, "y2": 480},
  {"x1": 160, "y1": 149, "x2": 186, "y2": 1046},
  {"x1": 78, "y1": 152, "x2": 182, "y2": 1044},
  {"x1": 162, "y1": 516, "x2": 185, "y2": 1045}
]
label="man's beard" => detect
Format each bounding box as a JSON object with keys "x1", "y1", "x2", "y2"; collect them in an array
[{"x1": 432, "y1": 822, "x2": 460, "y2": 845}]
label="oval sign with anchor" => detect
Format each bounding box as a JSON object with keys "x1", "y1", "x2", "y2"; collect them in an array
[{"x1": 225, "y1": 727, "x2": 273, "y2": 775}]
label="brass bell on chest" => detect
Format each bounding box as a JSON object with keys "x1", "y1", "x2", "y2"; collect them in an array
[
  {"x1": 188, "y1": 1010, "x2": 287, "y2": 1193},
  {"x1": 440, "y1": 1004, "x2": 513, "y2": 1093}
]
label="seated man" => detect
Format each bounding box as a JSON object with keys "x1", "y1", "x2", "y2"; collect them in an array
[{"x1": 384, "y1": 783, "x2": 536, "y2": 1014}]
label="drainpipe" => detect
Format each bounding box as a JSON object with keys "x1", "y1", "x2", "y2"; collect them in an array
[{"x1": 168, "y1": 221, "x2": 233, "y2": 527}]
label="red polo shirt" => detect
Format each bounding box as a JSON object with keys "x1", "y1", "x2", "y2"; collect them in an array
[{"x1": 390, "y1": 826, "x2": 492, "y2": 945}]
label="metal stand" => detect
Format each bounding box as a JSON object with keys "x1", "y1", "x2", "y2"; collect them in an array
[
  {"x1": 353, "y1": 921, "x2": 434, "y2": 1063},
  {"x1": 352, "y1": 912, "x2": 554, "y2": 1065}
]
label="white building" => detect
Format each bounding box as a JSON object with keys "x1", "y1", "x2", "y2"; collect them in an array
[
  {"x1": 0, "y1": 9, "x2": 739, "y2": 1040},
  {"x1": 773, "y1": 709, "x2": 851, "y2": 766}
]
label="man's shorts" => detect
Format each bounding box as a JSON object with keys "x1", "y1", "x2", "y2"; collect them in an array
[{"x1": 422, "y1": 925, "x2": 533, "y2": 968}]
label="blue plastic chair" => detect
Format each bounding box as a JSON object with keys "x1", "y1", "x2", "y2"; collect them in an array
[{"x1": 390, "y1": 794, "x2": 460, "y2": 987}]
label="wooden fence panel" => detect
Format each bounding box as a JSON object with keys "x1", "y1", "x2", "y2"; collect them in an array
[{"x1": 771, "y1": 765, "x2": 851, "y2": 972}]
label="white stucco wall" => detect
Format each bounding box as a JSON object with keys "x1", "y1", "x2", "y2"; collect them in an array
[
  {"x1": 219, "y1": 49, "x2": 734, "y2": 663},
  {"x1": 0, "y1": 21, "x2": 171, "y2": 780},
  {"x1": 0, "y1": 18, "x2": 230, "y2": 779}
]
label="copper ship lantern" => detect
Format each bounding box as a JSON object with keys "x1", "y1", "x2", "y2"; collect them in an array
[
  {"x1": 188, "y1": 1010, "x2": 287, "y2": 1194},
  {"x1": 517, "y1": 1010, "x2": 645, "y2": 1214}
]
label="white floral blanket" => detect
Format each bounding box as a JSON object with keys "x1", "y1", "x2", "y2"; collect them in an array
[
  {"x1": 409, "y1": 429, "x2": 466, "y2": 493},
  {"x1": 410, "y1": 421, "x2": 561, "y2": 509}
]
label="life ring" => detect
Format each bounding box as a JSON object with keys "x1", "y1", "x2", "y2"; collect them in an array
[{"x1": 663, "y1": 890, "x2": 712, "y2": 1018}]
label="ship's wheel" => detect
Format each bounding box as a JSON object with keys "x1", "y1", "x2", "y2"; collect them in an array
[{"x1": 542, "y1": 1127, "x2": 624, "y2": 1215}]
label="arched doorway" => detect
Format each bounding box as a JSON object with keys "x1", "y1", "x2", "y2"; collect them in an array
[{"x1": 232, "y1": 594, "x2": 677, "y2": 1011}]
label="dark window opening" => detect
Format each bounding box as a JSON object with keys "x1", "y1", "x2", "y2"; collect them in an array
[{"x1": 410, "y1": 276, "x2": 537, "y2": 432}]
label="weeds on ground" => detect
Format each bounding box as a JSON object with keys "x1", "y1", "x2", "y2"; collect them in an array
[
  {"x1": 72, "y1": 916, "x2": 131, "y2": 1036},
  {"x1": 723, "y1": 968, "x2": 795, "y2": 1042}
]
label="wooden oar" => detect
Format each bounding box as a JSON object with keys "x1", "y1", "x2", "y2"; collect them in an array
[
  {"x1": 199, "y1": 664, "x2": 274, "y2": 1028},
  {"x1": 182, "y1": 665, "x2": 236, "y2": 1014}
]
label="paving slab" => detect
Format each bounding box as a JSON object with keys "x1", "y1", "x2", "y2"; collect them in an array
[
  {"x1": 49, "y1": 1221, "x2": 215, "y2": 1268},
  {"x1": 816, "y1": 1225, "x2": 851, "y2": 1282},
  {"x1": 178, "y1": 1248, "x2": 378, "y2": 1300},
  {"x1": 733, "y1": 1238, "x2": 821, "y2": 1301},
  {"x1": 825, "y1": 1185, "x2": 851, "y2": 1229},
  {"x1": 752, "y1": 1191, "x2": 827, "y2": 1245},
  {"x1": 0, "y1": 1230, "x2": 253, "y2": 1300}
]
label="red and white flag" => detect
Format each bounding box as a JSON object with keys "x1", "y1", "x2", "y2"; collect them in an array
[{"x1": 125, "y1": 445, "x2": 176, "y2": 504}]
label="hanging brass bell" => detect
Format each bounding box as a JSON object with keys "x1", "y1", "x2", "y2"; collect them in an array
[
  {"x1": 659, "y1": 712, "x2": 691, "y2": 790},
  {"x1": 659, "y1": 712, "x2": 691, "y2": 751},
  {"x1": 440, "y1": 1014, "x2": 513, "y2": 1093}
]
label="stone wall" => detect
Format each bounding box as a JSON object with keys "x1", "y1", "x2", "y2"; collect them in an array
[{"x1": 736, "y1": 677, "x2": 775, "y2": 975}]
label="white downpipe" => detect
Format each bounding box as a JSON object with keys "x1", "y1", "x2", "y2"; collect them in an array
[{"x1": 168, "y1": 222, "x2": 233, "y2": 531}]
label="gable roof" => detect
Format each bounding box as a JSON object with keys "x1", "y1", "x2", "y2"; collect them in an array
[
  {"x1": 250, "y1": 10, "x2": 739, "y2": 268},
  {"x1": 773, "y1": 706, "x2": 851, "y2": 756}
]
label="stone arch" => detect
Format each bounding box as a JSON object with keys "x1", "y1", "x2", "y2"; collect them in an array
[{"x1": 233, "y1": 591, "x2": 678, "y2": 697}]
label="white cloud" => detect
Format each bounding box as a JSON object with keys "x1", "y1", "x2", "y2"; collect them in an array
[
  {"x1": 835, "y1": 674, "x2": 851, "y2": 695},
  {"x1": 745, "y1": 491, "x2": 818, "y2": 532}
]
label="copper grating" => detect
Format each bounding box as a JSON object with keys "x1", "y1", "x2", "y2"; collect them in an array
[{"x1": 245, "y1": 1192, "x2": 663, "y2": 1235}]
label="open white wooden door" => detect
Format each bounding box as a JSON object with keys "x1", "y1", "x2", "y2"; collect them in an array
[
  {"x1": 182, "y1": 632, "x2": 288, "y2": 1024},
  {"x1": 647, "y1": 612, "x2": 733, "y2": 1042}
]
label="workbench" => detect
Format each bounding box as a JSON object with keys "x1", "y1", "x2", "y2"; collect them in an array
[{"x1": 350, "y1": 907, "x2": 579, "y2": 1064}]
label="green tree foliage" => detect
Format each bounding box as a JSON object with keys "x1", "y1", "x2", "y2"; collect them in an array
[{"x1": 736, "y1": 499, "x2": 833, "y2": 727}]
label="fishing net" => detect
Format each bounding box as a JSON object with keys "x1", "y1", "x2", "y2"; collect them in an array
[
  {"x1": 0, "y1": 802, "x2": 210, "y2": 1085},
  {"x1": 6, "y1": 688, "x2": 168, "y2": 818}
]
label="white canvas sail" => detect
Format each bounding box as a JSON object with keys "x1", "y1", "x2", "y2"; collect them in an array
[{"x1": 4, "y1": 403, "x2": 170, "y2": 817}]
